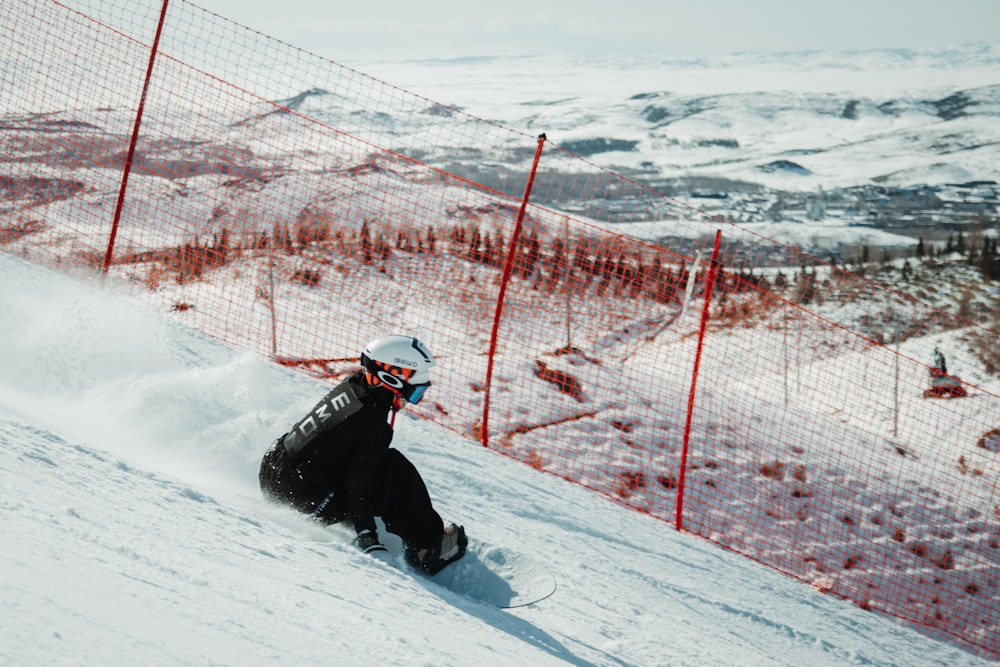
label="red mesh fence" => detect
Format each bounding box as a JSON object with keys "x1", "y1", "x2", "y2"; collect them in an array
[{"x1": 3, "y1": 0, "x2": 1000, "y2": 658}]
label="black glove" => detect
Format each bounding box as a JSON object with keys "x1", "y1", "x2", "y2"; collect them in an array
[{"x1": 357, "y1": 529, "x2": 387, "y2": 554}]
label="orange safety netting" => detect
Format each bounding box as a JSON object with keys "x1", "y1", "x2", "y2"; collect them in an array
[{"x1": 3, "y1": 0, "x2": 999, "y2": 658}]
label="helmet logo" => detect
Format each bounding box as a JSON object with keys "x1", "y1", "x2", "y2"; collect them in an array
[{"x1": 376, "y1": 369, "x2": 406, "y2": 389}]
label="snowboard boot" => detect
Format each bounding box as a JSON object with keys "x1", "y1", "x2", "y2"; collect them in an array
[{"x1": 407, "y1": 523, "x2": 468, "y2": 575}]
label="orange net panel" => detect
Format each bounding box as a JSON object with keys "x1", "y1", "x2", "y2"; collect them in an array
[{"x1": 3, "y1": 0, "x2": 999, "y2": 658}]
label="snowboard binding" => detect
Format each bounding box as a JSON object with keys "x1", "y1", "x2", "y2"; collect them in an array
[{"x1": 406, "y1": 524, "x2": 468, "y2": 575}]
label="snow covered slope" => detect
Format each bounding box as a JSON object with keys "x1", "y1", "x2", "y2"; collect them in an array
[{"x1": 0, "y1": 254, "x2": 991, "y2": 666}]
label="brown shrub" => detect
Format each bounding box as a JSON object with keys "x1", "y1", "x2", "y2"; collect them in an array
[{"x1": 534, "y1": 360, "x2": 584, "y2": 401}]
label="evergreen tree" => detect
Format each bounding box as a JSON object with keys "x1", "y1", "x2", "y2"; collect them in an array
[
  {"x1": 774, "y1": 270, "x2": 787, "y2": 289},
  {"x1": 967, "y1": 236, "x2": 980, "y2": 266},
  {"x1": 981, "y1": 239, "x2": 1000, "y2": 282},
  {"x1": 360, "y1": 220, "x2": 372, "y2": 264}
]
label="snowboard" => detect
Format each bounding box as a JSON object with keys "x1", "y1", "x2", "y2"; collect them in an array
[{"x1": 374, "y1": 532, "x2": 556, "y2": 608}]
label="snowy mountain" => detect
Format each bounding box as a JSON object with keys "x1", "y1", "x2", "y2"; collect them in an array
[
  {"x1": 344, "y1": 45, "x2": 1000, "y2": 192},
  {"x1": 5, "y1": 41, "x2": 998, "y2": 264},
  {"x1": 0, "y1": 251, "x2": 992, "y2": 666}
]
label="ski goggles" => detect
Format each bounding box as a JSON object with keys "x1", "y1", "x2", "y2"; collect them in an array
[{"x1": 406, "y1": 382, "x2": 431, "y2": 405}]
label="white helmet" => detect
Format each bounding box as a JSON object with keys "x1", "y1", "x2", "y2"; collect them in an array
[{"x1": 360, "y1": 335, "x2": 435, "y2": 404}]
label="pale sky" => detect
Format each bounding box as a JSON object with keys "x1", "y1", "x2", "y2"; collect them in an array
[{"x1": 188, "y1": 0, "x2": 1000, "y2": 63}]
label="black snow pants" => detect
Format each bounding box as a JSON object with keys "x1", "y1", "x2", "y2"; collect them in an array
[{"x1": 259, "y1": 442, "x2": 444, "y2": 551}]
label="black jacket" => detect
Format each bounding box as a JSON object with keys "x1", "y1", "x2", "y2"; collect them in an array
[{"x1": 262, "y1": 371, "x2": 397, "y2": 536}]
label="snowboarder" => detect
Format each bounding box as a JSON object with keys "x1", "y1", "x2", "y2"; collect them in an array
[
  {"x1": 933, "y1": 346, "x2": 947, "y2": 375},
  {"x1": 259, "y1": 334, "x2": 467, "y2": 574},
  {"x1": 924, "y1": 345, "x2": 967, "y2": 398}
]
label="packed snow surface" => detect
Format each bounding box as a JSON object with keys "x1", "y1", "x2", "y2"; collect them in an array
[{"x1": 0, "y1": 254, "x2": 991, "y2": 666}]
